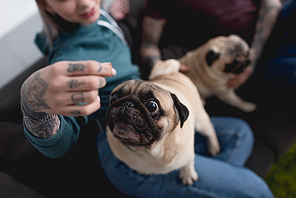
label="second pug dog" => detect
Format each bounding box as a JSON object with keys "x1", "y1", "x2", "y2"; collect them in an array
[
  {"x1": 106, "y1": 59, "x2": 220, "y2": 185},
  {"x1": 179, "y1": 35, "x2": 257, "y2": 112}
]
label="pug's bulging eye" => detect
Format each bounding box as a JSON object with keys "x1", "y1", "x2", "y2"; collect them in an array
[
  {"x1": 147, "y1": 101, "x2": 159, "y2": 115},
  {"x1": 110, "y1": 94, "x2": 118, "y2": 104}
]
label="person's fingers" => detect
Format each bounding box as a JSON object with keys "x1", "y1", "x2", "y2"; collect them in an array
[
  {"x1": 109, "y1": 0, "x2": 130, "y2": 20},
  {"x1": 49, "y1": 61, "x2": 116, "y2": 77},
  {"x1": 55, "y1": 96, "x2": 101, "y2": 116},
  {"x1": 50, "y1": 75, "x2": 107, "y2": 92},
  {"x1": 226, "y1": 66, "x2": 254, "y2": 88},
  {"x1": 21, "y1": 61, "x2": 112, "y2": 117},
  {"x1": 46, "y1": 90, "x2": 99, "y2": 107},
  {"x1": 122, "y1": 0, "x2": 130, "y2": 13}
]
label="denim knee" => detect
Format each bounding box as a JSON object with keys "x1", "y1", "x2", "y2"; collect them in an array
[
  {"x1": 210, "y1": 117, "x2": 254, "y2": 165},
  {"x1": 211, "y1": 117, "x2": 254, "y2": 148},
  {"x1": 232, "y1": 117, "x2": 254, "y2": 146}
]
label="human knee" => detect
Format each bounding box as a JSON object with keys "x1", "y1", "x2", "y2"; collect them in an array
[
  {"x1": 231, "y1": 117, "x2": 254, "y2": 145},
  {"x1": 211, "y1": 117, "x2": 254, "y2": 144},
  {"x1": 226, "y1": 168, "x2": 274, "y2": 198},
  {"x1": 238, "y1": 182, "x2": 273, "y2": 198},
  {"x1": 246, "y1": 175, "x2": 274, "y2": 198}
]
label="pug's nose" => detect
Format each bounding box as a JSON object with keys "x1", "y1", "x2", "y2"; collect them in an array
[
  {"x1": 119, "y1": 101, "x2": 134, "y2": 113},
  {"x1": 123, "y1": 101, "x2": 134, "y2": 108}
]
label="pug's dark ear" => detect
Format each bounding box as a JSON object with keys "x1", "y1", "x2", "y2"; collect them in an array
[
  {"x1": 170, "y1": 93, "x2": 189, "y2": 128},
  {"x1": 206, "y1": 49, "x2": 220, "y2": 66}
]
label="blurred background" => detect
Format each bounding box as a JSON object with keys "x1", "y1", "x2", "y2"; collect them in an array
[
  {"x1": 0, "y1": 0, "x2": 43, "y2": 89},
  {"x1": 265, "y1": 144, "x2": 296, "y2": 198}
]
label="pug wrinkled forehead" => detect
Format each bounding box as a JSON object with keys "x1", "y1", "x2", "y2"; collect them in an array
[
  {"x1": 105, "y1": 79, "x2": 189, "y2": 147},
  {"x1": 206, "y1": 35, "x2": 251, "y2": 74}
]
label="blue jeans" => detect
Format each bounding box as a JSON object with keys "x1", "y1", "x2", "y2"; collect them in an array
[{"x1": 97, "y1": 117, "x2": 273, "y2": 198}]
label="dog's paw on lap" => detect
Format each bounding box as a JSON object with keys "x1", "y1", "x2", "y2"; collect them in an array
[{"x1": 179, "y1": 165, "x2": 199, "y2": 185}]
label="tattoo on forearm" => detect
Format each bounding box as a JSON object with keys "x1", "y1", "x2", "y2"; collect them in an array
[
  {"x1": 68, "y1": 79, "x2": 86, "y2": 88},
  {"x1": 24, "y1": 115, "x2": 60, "y2": 139},
  {"x1": 71, "y1": 93, "x2": 85, "y2": 103},
  {"x1": 21, "y1": 71, "x2": 50, "y2": 113},
  {"x1": 146, "y1": 56, "x2": 161, "y2": 68},
  {"x1": 140, "y1": 41, "x2": 161, "y2": 67},
  {"x1": 141, "y1": 16, "x2": 165, "y2": 66},
  {"x1": 142, "y1": 16, "x2": 166, "y2": 44},
  {"x1": 68, "y1": 63, "x2": 86, "y2": 72},
  {"x1": 251, "y1": 0, "x2": 281, "y2": 63}
]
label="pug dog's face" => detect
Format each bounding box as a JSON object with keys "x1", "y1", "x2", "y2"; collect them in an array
[
  {"x1": 205, "y1": 35, "x2": 250, "y2": 74},
  {"x1": 106, "y1": 79, "x2": 189, "y2": 147}
]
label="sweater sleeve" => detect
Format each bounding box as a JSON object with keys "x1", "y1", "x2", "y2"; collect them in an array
[{"x1": 24, "y1": 115, "x2": 87, "y2": 158}]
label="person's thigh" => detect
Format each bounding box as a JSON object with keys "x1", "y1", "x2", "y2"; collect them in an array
[{"x1": 97, "y1": 132, "x2": 272, "y2": 198}]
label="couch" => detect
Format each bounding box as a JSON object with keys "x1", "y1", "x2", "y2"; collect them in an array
[{"x1": 1, "y1": 0, "x2": 296, "y2": 197}]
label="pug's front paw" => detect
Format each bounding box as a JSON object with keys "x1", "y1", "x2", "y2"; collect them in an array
[
  {"x1": 240, "y1": 102, "x2": 257, "y2": 112},
  {"x1": 179, "y1": 164, "x2": 198, "y2": 185}
]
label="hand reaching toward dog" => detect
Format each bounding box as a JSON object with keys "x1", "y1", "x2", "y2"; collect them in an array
[
  {"x1": 21, "y1": 60, "x2": 116, "y2": 139},
  {"x1": 226, "y1": 47, "x2": 257, "y2": 89},
  {"x1": 226, "y1": 66, "x2": 254, "y2": 89},
  {"x1": 21, "y1": 60, "x2": 116, "y2": 118}
]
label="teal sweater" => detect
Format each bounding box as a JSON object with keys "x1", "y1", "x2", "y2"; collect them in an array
[{"x1": 24, "y1": 10, "x2": 140, "y2": 158}]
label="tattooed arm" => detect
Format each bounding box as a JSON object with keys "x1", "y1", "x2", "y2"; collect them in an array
[
  {"x1": 21, "y1": 61, "x2": 116, "y2": 139},
  {"x1": 21, "y1": 70, "x2": 60, "y2": 139},
  {"x1": 140, "y1": 15, "x2": 166, "y2": 68},
  {"x1": 250, "y1": 0, "x2": 282, "y2": 68},
  {"x1": 226, "y1": 0, "x2": 282, "y2": 88},
  {"x1": 21, "y1": 107, "x2": 60, "y2": 139},
  {"x1": 140, "y1": 15, "x2": 189, "y2": 73}
]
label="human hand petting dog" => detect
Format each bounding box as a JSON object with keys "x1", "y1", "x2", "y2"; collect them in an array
[
  {"x1": 226, "y1": 66, "x2": 254, "y2": 89},
  {"x1": 226, "y1": 47, "x2": 257, "y2": 89},
  {"x1": 21, "y1": 60, "x2": 116, "y2": 118}
]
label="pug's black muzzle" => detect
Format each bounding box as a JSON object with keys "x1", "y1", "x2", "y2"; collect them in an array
[
  {"x1": 106, "y1": 95, "x2": 161, "y2": 146},
  {"x1": 224, "y1": 60, "x2": 250, "y2": 74}
]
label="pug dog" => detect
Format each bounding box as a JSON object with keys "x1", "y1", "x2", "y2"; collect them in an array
[
  {"x1": 106, "y1": 59, "x2": 220, "y2": 186},
  {"x1": 179, "y1": 35, "x2": 257, "y2": 112}
]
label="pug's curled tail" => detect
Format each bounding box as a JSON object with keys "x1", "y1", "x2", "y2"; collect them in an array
[{"x1": 149, "y1": 59, "x2": 180, "y2": 80}]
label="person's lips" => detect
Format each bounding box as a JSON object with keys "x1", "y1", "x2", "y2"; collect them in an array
[{"x1": 80, "y1": 7, "x2": 96, "y2": 18}]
